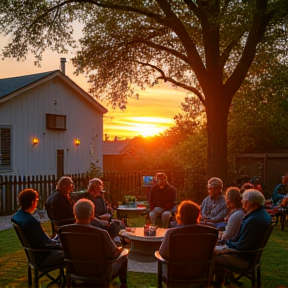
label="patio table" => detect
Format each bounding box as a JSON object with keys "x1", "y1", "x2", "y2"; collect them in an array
[{"x1": 116, "y1": 205, "x2": 147, "y2": 226}]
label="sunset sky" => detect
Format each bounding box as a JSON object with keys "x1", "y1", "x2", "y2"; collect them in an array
[{"x1": 0, "y1": 35, "x2": 188, "y2": 140}]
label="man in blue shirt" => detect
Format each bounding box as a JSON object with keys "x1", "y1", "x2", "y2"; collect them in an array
[{"x1": 214, "y1": 189, "x2": 271, "y2": 286}]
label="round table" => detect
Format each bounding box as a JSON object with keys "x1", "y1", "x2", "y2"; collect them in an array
[{"x1": 120, "y1": 227, "x2": 167, "y2": 255}]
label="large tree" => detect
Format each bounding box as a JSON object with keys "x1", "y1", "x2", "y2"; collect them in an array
[{"x1": 1, "y1": 0, "x2": 287, "y2": 182}]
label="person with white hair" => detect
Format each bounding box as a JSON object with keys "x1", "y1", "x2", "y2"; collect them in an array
[{"x1": 213, "y1": 189, "x2": 271, "y2": 286}]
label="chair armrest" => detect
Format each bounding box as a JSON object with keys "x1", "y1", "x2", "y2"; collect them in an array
[
  {"x1": 24, "y1": 247, "x2": 61, "y2": 253},
  {"x1": 118, "y1": 248, "x2": 129, "y2": 258},
  {"x1": 154, "y1": 250, "x2": 168, "y2": 263}
]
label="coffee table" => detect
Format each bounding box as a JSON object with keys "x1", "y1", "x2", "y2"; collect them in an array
[
  {"x1": 116, "y1": 206, "x2": 147, "y2": 226},
  {"x1": 119, "y1": 227, "x2": 167, "y2": 255}
]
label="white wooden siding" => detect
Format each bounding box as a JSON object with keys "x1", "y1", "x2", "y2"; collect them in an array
[{"x1": 0, "y1": 76, "x2": 104, "y2": 176}]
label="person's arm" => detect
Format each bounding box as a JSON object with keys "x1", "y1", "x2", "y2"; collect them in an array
[
  {"x1": 222, "y1": 210, "x2": 244, "y2": 241},
  {"x1": 163, "y1": 186, "x2": 176, "y2": 211},
  {"x1": 210, "y1": 197, "x2": 227, "y2": 223},
  {"x1": 159, "y1": 230, "x2": 172, "y2": 259},
  {"x1": 148, "y1": 187, "x2": 156, "y2": 211},
  {"x1": 200, "y1": 198, "x2": 208, "y2": 220},
  {"x1": 102, "y1": 229, "x2": 121, "y2": 259}
]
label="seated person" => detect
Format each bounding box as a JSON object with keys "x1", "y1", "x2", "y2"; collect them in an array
[
  {"x1": 11, "y1": 188, "x2": 65, "y2": 266},
  {"x1": 240, "y1": 176, "x2": 263, "y2": 194},
  {"x1": 200, "y1": 177, "x2": 227, "y2": 227},
  {"x1": 45, "y1": 176, "x2": 75, "y2": 221},
  {"x1": 158, "y1": 200, "x2": 218, "y2": 282},
  {"x1": 86, "y1": 178, "x2": 124, "y2": 241},
  {"x1": 159, "y1": 200, "x2": 218, "y2": 258},
  {"x1": 86, "y1": 178, "x2": 124, "y2": 226},
  {"x1": 58, "y1": 198, "x2": 128, "y2": 283},
  {"x1": 46, "y1": 177, "x2": 120, "y2": 243},
  {"x1": 148, "y1": 172, "x2": 177, "y2": 228},
  {"x1": 218, "y1": 187, "x2": 245, "y2": 244},
  {"x1": 271, "y1": 175, "x2": 288, "y2": 205},
  {"x1": 214, "y1": 189, "x2": 271, "y2": 286}
]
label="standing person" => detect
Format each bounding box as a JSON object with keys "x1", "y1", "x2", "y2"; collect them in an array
[
  {"x1": 12, "y1": 189, "x2": 65, "y2": 266},
  {"x1": 45, "y1": 176, "x2": 74, "y2": 221},
  {"x1": 214, "y1": 189, "x2": 271, "y2": 286},
  {"x1": 148, "y1": 172, "x2": 177, "y2": 228},
  {"x1": 272, "y1": 175, "x2": 288, "y2": 205},
  {"x1": 219, "y1": 187, "x2": 245, "y2": 243},
  {"x1": 200, "y1": 177, "x2": 227, "y2": 226}
]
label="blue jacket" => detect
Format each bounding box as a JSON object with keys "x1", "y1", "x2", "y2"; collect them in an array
[
  {"x1": 228, "y1": 206, "x2": 271, "y2": 261},
  {"x1": 272, "y1": 184, "x2": 287, "y2": 205}
]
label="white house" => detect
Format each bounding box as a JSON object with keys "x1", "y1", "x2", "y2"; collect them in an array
[{"x1": 0, "y1": 60, "x2": 107, "y2": 177}]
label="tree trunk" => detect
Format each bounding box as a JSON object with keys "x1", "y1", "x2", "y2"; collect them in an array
[{"x1": 205, "y1": 96, "x2": 230, "y2": 186}]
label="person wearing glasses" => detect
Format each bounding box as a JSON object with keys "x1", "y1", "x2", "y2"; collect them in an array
[
  {"x1": 200, "y1": 177, "x2": 227, "y2": 227},
  {"x1": 148, "y1": 172, "x2": 177, "y2": 228},
  {"x1": 45, "y1": 176, "x2": 75, "y2": 221}
]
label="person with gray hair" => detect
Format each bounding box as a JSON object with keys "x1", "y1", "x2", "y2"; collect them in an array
[
  {"x1": 200, "y1": 177, "x2": 227, "y2": 226},
  {"x1": 58, "y1": 198, "x2": 128, "y2": 284},
  {"x1": 45, "y1": 176, "x2": 74, "y2": 221},
  {"x1": 213, "y1": 189, "x2": 271, "y2": 286},
  {"x1": 87, "y1": 178, "x2": 113, "y2": 221}
]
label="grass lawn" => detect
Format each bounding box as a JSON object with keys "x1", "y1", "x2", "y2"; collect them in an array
[{"x1": 0, "y1": 221, "x2": 287, "y2": 288}]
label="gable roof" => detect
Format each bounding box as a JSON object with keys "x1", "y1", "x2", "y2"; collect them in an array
[
  {"x1": 103, "y1": 140, "x2": 132, "y2": 155},
  {"x1": 0, "y1": 70, "x2": 108, "y2": 114},
  {"x1": 0, "y1": 71, "x2": 55, "y2": 98}
]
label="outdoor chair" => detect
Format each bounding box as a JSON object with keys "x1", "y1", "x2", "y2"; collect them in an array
[
  {"x1": 50, "y1": 217, "x2": 76, "y2": 237},
  {"x1": 223, "y1": 222, "x2": 275, "y2": 288},
  {"x1": 155, "y1": 225, "x2": 218, "y2": 288},
  {"x1": 58, "y1": 224, "x2": 129, "y2": 288},
  {"x1": 12, "y1": 223, "x2": 65, "y2": 288}
]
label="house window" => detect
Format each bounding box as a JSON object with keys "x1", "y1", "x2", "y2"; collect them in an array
[
  {"x1": 0, "y1": 127, "x2": 11, "y2": 170},
  {"x1": 46, "y1": 114, "x2": 67, "y2": 130}
]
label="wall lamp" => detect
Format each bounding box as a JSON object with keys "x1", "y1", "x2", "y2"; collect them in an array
[
  {"x1": 33, "y1": 138, "x2": 39, "y2": 147},
  {"x1": 75, "y1": 139, "x2": 80, "y2": 146}
]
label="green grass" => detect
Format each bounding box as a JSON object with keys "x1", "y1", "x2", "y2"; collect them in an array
[{"x1": 0, "y1": 222, "x2": 288, "y2": 288}]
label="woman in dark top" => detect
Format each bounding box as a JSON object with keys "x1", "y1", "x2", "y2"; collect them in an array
[{"x1": 45, "y1": 176, "x2": 74, "y2": 221}]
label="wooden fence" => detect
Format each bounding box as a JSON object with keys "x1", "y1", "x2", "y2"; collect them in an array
[{"x1": 0, "y1": 169, "x2": 206, "y2": 215}]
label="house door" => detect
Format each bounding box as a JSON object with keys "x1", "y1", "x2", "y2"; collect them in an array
[{"x1": 57, "y1": 150, "x2": 64, "y2": 178}]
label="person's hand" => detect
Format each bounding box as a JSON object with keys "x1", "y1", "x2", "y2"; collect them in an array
[{"x1": 99, "y1": 214, "x2": 111, "y2": 221}]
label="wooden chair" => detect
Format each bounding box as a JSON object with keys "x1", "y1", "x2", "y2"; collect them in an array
[
  {"x1": 223, "y1": 222, "x2": 275, "y2": 288},
  {"x1": 58, "y1": 224, "x2": 129, "y2": 288},
  {"x1": 155, "y1": 225, "x2": 218, "y2": 287},
  {"x1": 12, "y1": 223, "x2": 65, "y2": 288}
]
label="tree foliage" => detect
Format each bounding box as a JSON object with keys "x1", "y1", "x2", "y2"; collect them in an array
[{"x1": 1, "y1": 0, "x2": 288, "y2": 183}]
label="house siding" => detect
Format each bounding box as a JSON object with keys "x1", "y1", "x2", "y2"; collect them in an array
[{"x1": 0, "y1": 75, "x2": 104, "y2": 176}]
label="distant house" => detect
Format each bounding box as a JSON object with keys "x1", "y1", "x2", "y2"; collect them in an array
[
  {"x1": 103, "y1": 139, "x2": 136, "y2": 172},
  {"x1": 0, "y1": 61, "x2": 107, "y2": 177}
]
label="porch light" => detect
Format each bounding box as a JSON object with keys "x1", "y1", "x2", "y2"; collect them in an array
[
  {"x1": 75, "y1": 139, "x2": 80, "y2": 146},
  {"x1": 33, "y1": 138, "x2": 39, "y2": 146}
]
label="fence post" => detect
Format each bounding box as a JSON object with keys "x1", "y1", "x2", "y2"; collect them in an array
[{"x1": 5, "y1": 176, "x2": 13, "y2": 214}]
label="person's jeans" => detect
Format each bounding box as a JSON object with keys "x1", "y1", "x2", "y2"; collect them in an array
[{"x1": 149, "y1": 206, "x2": 177, "y2": 228}]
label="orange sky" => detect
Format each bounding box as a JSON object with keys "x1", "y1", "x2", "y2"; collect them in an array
[{"x1": 0, "y1": 35, "x2": 188, "y2": 139}]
